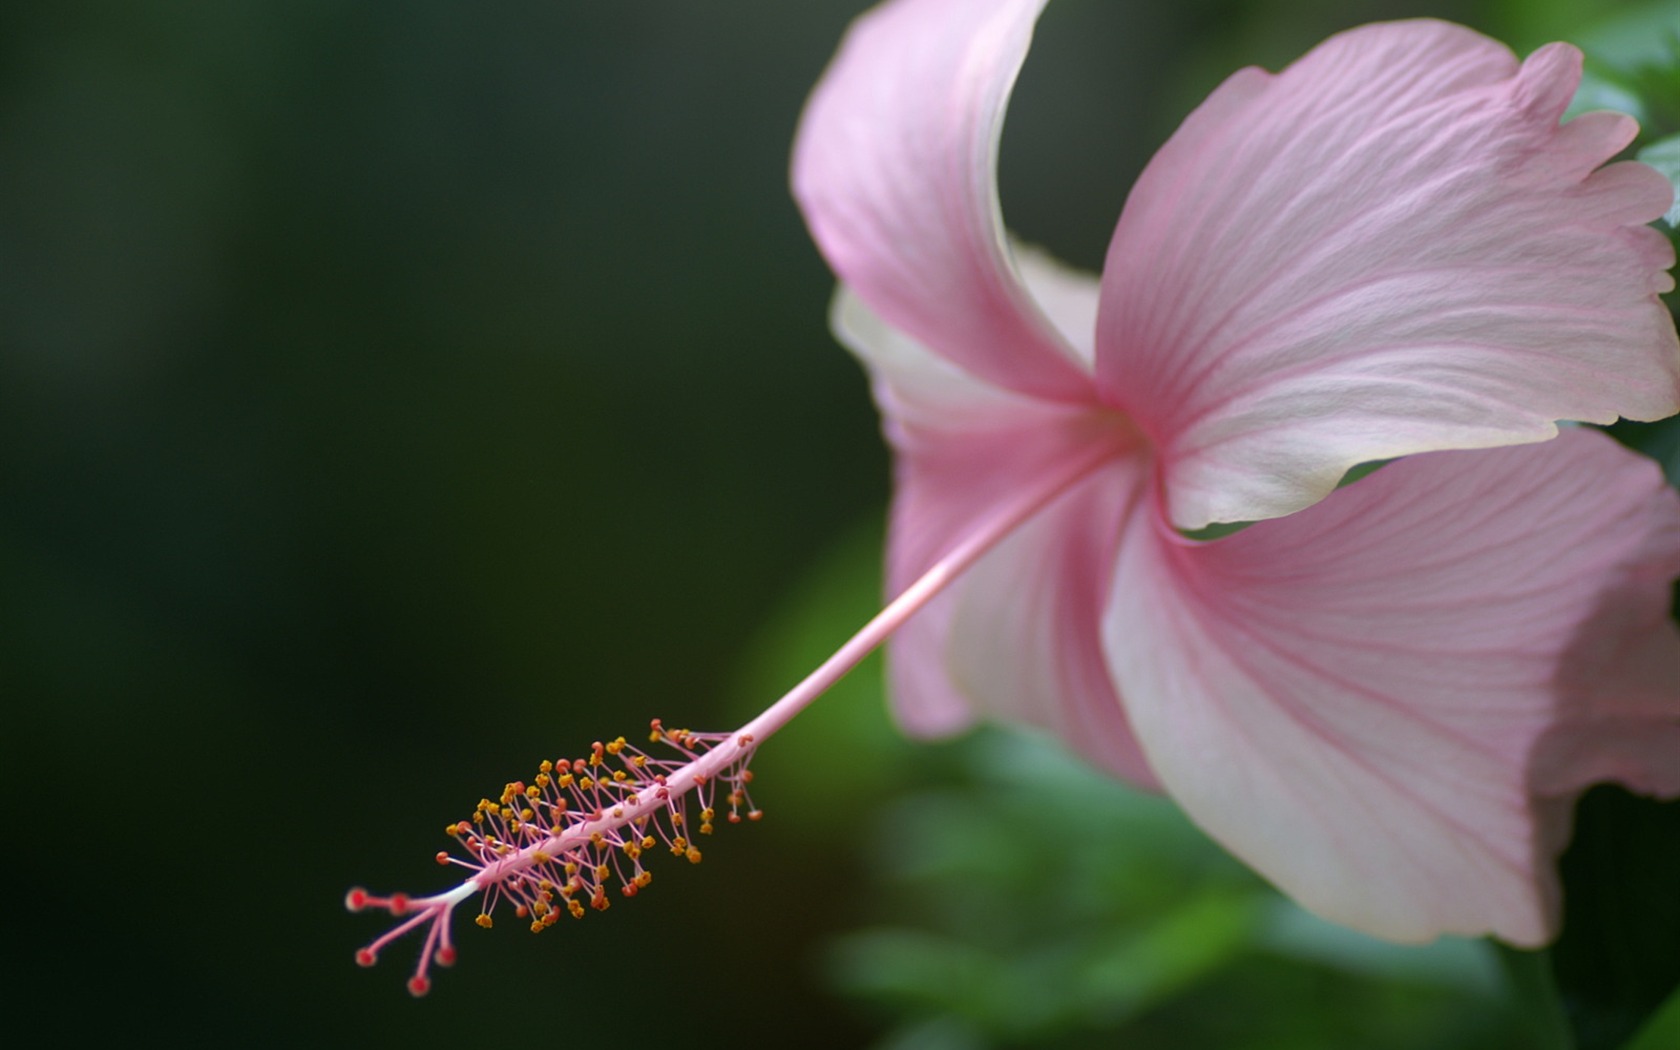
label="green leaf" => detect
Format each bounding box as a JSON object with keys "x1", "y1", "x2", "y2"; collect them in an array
[
  {"x1": 1549, "y1": 787, "x2": 1680, "y2": 1050},
  {"x1": 1495, "y1": 944, "x2": 1575, "y2": 1050},
  {"x1": 1072, "y1": 890, "x2": 1267, "y2": 1021},
  {"x1": 1606, "y1": 416, "x2": 1680, "y2": 491},
  {"x1": 1626, "y1": 989, "x2": 1680, "y2": 1050},
  {"x1": 1575, "y1": 3, "x2": 1680, "y2": 138},
  {"x1": 1638, "y1": 135, "x2": 1680, "y2": 226},
  {"x1": 1578, "y1": 1, "x2": 1680, "y2": 77},
  {"x1": 1262, "y1": 907, "x2": 1502, "y2": 991},
  {"x1": 1566, "y1": 68, "x2": 1650, "y2": 126}
]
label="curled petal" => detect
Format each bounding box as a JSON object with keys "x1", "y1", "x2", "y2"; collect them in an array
[
  {"x1": 793, "y1": 0, "x2": 1096, "y2": 404},
  {"x1": 1102, "y1": 430, "x2": 1680, "y2": 944},
  {"x1": 834, "y1": 255, "x2": 1156, "y2": 787},
  {"x1": 1095, "y1": 20, "x2": 1680, "y2": 529}
]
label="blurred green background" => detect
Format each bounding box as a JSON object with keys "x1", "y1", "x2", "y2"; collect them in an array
[{"x1": 1, "y1": 0, "x2": 1671, "y2": 1046}]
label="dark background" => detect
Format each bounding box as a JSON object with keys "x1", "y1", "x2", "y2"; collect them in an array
[{"x1": 0, "y1": 0, "x2": 1642, "y2": 1045}]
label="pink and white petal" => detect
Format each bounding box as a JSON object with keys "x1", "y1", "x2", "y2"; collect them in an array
[
  {"x1": 793, "y1": 0, "x2": 1096, "y2": 404},
  {"x1": 879, "y1": 443, "x2": 1161, "y2": 787},
  {"x1": 1533, "y1": 499, "x2": 1680, "y2": 799},
  {"x1": 939, "y1": 455, "x2": 1158, "y2": 787},
  {"x1": 1102, "y1": 430, "x2": 1680, "y2": 944},
  {"x1": 1093, "y1": 19, "x2": 1680, "y2": 530},
  {"x1": 833, "y1": 281, "x2": 1103, "y2": 736},
  {"x1": 834, "y1": 264, "x2": 1155, "y2": 785},
  {"x1": 833, "y1": 244, "x2": 1102, "y2": 438}
]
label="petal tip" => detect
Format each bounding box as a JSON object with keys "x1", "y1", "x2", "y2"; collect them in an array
[{"x1": 1514, "y1": 41, "x2": 1584, "y2": 121}]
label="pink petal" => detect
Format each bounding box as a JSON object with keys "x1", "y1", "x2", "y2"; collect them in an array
[
  {"x1": 834, "y1": 254, "x2": 1157, "y2": 788},
  {"x1": 938, "y1": 454, "x2": 1158, "y2": 787},
  {"x1": 792, "y1": 0, "x2": 1096, "y2": 405},
  {"x1": 1094, "y1": 20, "x2": 1680, "y2": 530},
  {"x1": 1102, "y1": 430, "x2": 1680, "y2": 944}
]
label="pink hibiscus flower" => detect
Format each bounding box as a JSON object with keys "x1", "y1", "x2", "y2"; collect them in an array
[
  {"x1": 791, "y1": 0, "x2": 1680, "y2": 945},
  {"x1": 350, "y1": 0, "x2": 1680, "y2": 995}
]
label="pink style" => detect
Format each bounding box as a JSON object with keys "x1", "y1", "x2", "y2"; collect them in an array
[{"x1": 351, "y1": 0, "x2": 1680, "y2": 995}]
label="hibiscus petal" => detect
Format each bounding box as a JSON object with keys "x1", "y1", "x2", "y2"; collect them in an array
[
  {"x1": 940, "y1": 458, "x2": 1158, "y2": 787},
  {"x1": 1102, "y1": 430, "x2": 1680, "y2": 944},
  {"x1": 1094, "y1": 19, "x2": 1680, "y2": 530},
  {"x1": 834, "y1": 254, "x2": 1157, "y2": 787},
  {"x1": 792, "y1": 0, "x2": 1096, "y2": 404}
]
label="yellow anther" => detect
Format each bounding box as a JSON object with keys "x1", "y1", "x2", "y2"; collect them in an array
[
  {"x1": 539, "y1": 759, "x2": 554, "y2": 773},
  {"x1": 532, "y1": 851, "x2": 552, "y2": 864},
  {"x1": 579, "y1": 776, "x2": 594, "y2": 791},
  {"x1": 701, "y1": 808, "x2": 715, "y2": 822},
  {"x1": 686, "y1": 847, "x2": 703, "y2": 865},
  {"x1": 568, "y1": 900, "x2": 585, "y2": 919},
  {"x1": 557, "y1": 774, "x2": 574, "y2": 789},
  {"x1": 589, "y1": 832, "x2": 605, "y2": 847},
  {"x1": 612, "y1": 770, "x2": 628, "y2": 783},
  {"x1": 632, "y1": 755, "x2": 647, "y2": 768},
  {"x1": 531, "y1": 920, "x2": 544, "y2": 933},
  {"x1": 634, "y1": 871, "x2": 653, "y2": 888},
  {"x1": 606, "y1": 737, "x2": 626, "y2": 755},
  {"x1": 700, "y1": 823, "x2": 714, "y2": 836},
  {"x1": 475, "y1": 914, "x2": 494, "y2": 929},
  {"x1": 588, "y1": 752, "x2": 602, "y2": 767},
  {"x1": 525, "y1": 784, "x2": 541, "y2": 799},
  {"x1": 672, "y1": 836, "x2": 687, "y2": 851},
  {"x1": 564, "y1": 862, "x2": 578, "y2": 876},
  {"x1": 595, "y1": 864, "x2": 609, "y2": 881},
  {"x1": 520, "y1": 808, "x2": 534, "y2": 822},
  {"x1": 641, "y1": 835, "x2": 656, "y2": 849},
  {"x1": 624, "y1": 844, "x2": 641, "y2": 860}
]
